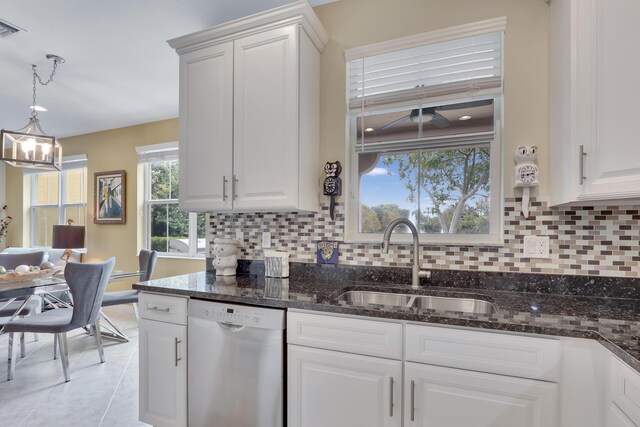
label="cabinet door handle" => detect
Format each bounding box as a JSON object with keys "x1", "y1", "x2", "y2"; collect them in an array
[
  {"x1": 222, "y1": 175, "x2": 228, "y2": 200},
  {"x1": 389, "y1": 377, "x2": 394, "y2": 417},
  {"x1": 175, "y1": 338, "x2": 182, "y2": 367},
  {"x1": 411, "y1": 380, "x2": 416, "y2": 421},
  {"x1": 579, "y1": 145, "x2": 587, "y2": 185},
  {"x1": 233, "y1": 175, "x2": 239, "y2": 200},
  {"x1": 148, "y1": 306, "x2": 170, "y2": 313}
]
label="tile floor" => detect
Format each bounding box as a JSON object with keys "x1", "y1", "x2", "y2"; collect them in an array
[{"x1": 0, "y1": 305, "x2": 148, "y2": 427}]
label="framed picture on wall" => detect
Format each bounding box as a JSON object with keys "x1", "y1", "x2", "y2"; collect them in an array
[{"x1": 94, "y1": 170, "x2": 126, "y2": 224}]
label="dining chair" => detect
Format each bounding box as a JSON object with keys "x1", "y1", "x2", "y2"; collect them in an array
[
  {"x1": 99, "y1": 250, "x2": 157, "y2": 340},
  {"x1": 0, "y1": 251, "x2": 47, "y2": 356},
  {"x1": 5, "y1": 257, "x2": 115, "y2": 382}
]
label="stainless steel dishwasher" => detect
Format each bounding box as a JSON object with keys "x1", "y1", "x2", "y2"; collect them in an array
[{"x1": 188, "y1": 299, "x2": 285, "y2": 427}]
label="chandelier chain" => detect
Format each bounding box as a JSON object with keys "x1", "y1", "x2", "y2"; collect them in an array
[{"x1": 30, "y1": 56, "x2": 65, "y2": 118}]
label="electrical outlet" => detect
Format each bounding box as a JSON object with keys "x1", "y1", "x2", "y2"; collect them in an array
[
  {"x1": 235, "y1": 230, "x2": 244, "y2": 247},
  {"x1": 523, "y1": 236, "x2": 550, "y2": 258},
  {"x1": 262, "y1": 232, "x2": 272, "y2": 249}
]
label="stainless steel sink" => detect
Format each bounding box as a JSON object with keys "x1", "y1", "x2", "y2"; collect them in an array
[
  {"x1": 411, "y1": 295, "x2": 497, "y2": 316},
  {"x1": 337, "y1": 291, "x2": 412, "y2": 307},
  {"x1": 336, "y1": 290, "x2": 498, "y2": 316}
]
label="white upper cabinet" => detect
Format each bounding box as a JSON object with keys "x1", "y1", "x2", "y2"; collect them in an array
[
  {"x1": 550, "y1": 0, "x2": 640, "y2": 205},
  {"x1": 233, "y1": 26, "x2": 300, "y2": 210},
  {"x1": 178, "y1": 43, "x2": 233, "y2": 212},
  {"x1": 169, "y1": 1, "x2": 328, "y2": 212}
]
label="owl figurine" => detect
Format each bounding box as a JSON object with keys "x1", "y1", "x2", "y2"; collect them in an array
[{"x1": 514, "y1": 145, "x2": 539, "y2": 218}]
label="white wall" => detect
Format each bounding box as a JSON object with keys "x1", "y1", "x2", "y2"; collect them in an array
[{"x1": 0, "y1": 162, "x2": 5, "y2": 208}]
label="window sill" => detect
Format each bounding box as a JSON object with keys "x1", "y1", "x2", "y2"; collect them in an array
[{"x1": 156, "y1": 254, "x2": 206, "y2": 261}]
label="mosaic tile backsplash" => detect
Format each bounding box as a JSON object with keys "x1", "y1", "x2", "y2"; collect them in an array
[{"x1": 207, "y1": 198, "x2": 640, "y2": 278}]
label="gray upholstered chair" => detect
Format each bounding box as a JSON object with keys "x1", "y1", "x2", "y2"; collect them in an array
[
  {"x1": 4, "y1": 257, "x2": 115, "y2": 382},
  {"x1": 101, "y1": 250, "x2": 157, "y2": 332},
  {"x1": 0, "y1": 251, "x2": 47, "y2": 356}
]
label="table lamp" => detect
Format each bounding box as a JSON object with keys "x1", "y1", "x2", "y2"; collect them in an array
[{"x1": 52, "y1": 220, "x2": 85, "y2": 263}]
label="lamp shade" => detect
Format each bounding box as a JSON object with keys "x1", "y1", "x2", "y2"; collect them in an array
[{"x1": 52, "y1": 225, "x2": 85, "y2": 249}]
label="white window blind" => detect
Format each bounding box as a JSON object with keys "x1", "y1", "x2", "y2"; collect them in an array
[
  {"x1": 348, "y1": 31, "x2": 503, "y2": 111},
  {"x1": 136, "y1": 141, "x2": 178, "y2": 163}
]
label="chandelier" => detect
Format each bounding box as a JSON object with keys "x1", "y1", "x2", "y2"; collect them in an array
[{"x1": 1, "y1": 54, "x2": 65, "y2": 171}]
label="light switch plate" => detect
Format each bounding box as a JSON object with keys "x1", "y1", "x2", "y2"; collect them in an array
[
  {"x1": 235, "y1": 230, "x2": 244, "y2": 247},
  {"x1": 262, "y1": 232, "x2": 272, "y2": 249},
  {"x1": 523, "y1": 236, "x2": 550, "y2": 258}
]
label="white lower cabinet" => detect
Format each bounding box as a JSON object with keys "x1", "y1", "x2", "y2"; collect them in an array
[
  {"x1": 288, "y1": 345, "x2": 402, "y2": 427},
  {"x1": 139, "y1": 318, "x2": 187, "y2": 427},
  {"x1": 287, "y1": 311, "x2": 561, "y2": 427},
  {"x1": 405, "y1": 362, "x2": 558, "y2": 427},
  {"x1": 608, "y1": 405, "x2": 638, "y2": 427},
  {"x1": 607, "y1": 355, "x2": 640, "y2": 427}
]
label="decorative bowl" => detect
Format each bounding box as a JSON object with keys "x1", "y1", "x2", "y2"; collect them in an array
[{"x1": 0, "y1": 267, "x2": 63, "y2": 283}]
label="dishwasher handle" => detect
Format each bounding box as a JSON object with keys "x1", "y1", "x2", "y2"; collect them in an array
[{"x1": 218, "y1": 322, "x2": 247, "y2": 332}]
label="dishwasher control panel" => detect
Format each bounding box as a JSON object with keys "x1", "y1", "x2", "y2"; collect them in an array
[{"x1": 188, "y1": 299, "x2": 285, "y2": 330}]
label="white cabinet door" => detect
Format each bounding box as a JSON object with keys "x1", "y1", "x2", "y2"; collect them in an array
[
  {"x1": 139, "y1": 319, "x2": 187, "y2": 427},
  {"x1": 608, "y1": 405, "x2": 638, "y2": 427},
  {"x1": 405, "y1": 362, "x2": 558, "y2": 427},
  {"x1": 233, "y1": 25, "x2": 300, "y2": 210},
  {"x1": 288, "y1": 345, "x2": 401, "y2": 427},
  {"x1": 581, "y1": 0, "x2": 640, "y2": 199},
  {"x1": 550, "y1": 0, "x2": 640, "y2": 204},
  {"x1": 178, "y1": 42, "x2": 233, "y2": 212},
  {"x1": 609, "y1": 355, "x2": 640, "y2": 426}
]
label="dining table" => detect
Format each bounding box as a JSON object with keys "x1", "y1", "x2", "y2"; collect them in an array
[{"x1": 0, "y1": 270, "x2": 144, "y2": 340}]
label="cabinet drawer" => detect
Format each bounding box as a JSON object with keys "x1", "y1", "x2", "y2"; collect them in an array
[
  {"x1": 287, "y1": 311, "x2": 402, "y2": 359},
  {"x1": 139, "y1": 292, "x2": 188, "y2": 325},
  {"x1": 610, "y1": 356, "x2": 640, "y2": 425},
  {"x1": 406, "y1": 324, "x2": 560, "y2": 381}
]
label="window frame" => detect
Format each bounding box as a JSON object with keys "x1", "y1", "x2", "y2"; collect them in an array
[
  {"x1": 143, "y1": 160, "x2": 204, "y2": 259},
  {"x1": 30, "y1": 164, "x2": 88, "y2": 247},
  {"x1": 344, "y1": 21, "x2": 506, "y2": 246}
]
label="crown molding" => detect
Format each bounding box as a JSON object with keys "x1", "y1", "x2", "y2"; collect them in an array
[{"x1": 168, "y1": 1, "x2": 328, "y2": 53}]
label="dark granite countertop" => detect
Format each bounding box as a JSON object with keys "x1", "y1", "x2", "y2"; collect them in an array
[{"x1": 133, "y1": 268, "x2": 640, "y2": 373}]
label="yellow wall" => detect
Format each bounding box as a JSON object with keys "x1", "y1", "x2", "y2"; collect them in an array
[
  {"x1": 5, "y1": 118, "x2": 205, "y2": 286},
  {"x1": 315, "y1": 0, "x2": 550, "y2": 199}
]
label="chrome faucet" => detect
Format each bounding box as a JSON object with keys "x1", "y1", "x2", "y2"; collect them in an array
[{"x1": 382, "y1": 218, "x2": 431, "y2": 289}]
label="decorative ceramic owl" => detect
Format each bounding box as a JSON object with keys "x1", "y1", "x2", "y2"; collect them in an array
[{"x1": 514, "y1": 145, "x2": 539, "y2": 188}]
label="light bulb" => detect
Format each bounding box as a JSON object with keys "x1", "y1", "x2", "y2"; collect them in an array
[
  {"x1": 22, "y1": 138, "x2": 36, "y2": 154},
  {"x1": 41, "y1": 143, "x2": 51, "y2": 159}
]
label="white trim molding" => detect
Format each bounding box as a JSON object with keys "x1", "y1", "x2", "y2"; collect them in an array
[
  {"x1": 168, "y1": 0, "x2": 328, "y2": 53},
  {"x1": 344, "y1": 16, "x2": 507, "y2": 61}
]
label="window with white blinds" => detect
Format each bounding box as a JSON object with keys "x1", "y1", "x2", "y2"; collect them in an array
[
  {"x1": 348, "y1": 31, "x2": 503, "y2": 111},
  {"x1": 345, "y1": 20, "x2": 505, "y2": 244}
]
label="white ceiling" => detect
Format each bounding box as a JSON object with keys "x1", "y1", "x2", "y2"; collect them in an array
[{"x1": 0, "y1": 0, "x2": 334, "y2": 138}]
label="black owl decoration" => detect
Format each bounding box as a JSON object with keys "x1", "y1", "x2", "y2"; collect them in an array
[{"x1": 323, "y1": 161, "x2": 342, "y2": 221}]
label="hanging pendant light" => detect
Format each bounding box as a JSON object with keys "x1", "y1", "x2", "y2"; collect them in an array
[{"x1": 1, "y1": 54, "x2": 64, "y2": 171}]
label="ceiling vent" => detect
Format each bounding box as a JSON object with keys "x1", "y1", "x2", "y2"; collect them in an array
[{"x1": 0, "y1": 19, "x2": 24, "y2": 39}]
